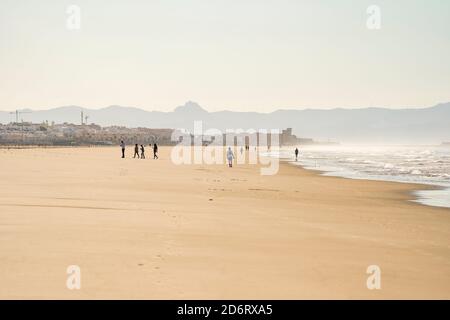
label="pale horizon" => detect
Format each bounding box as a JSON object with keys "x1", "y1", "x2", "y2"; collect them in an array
[
  {"x1": 1, "y1": 0, "x2": 449, "y2": 112},
  {"x1": 2, "y1": 100, "x2": 449, "y2": 114}
]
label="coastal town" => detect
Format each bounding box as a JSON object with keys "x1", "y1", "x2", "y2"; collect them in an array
[
  {"x1": 0, "y1": 121, "x2": 175, "y2": 146},
  {"x1": 0, "y1": 119, "x2": 335, "y2": 147}
]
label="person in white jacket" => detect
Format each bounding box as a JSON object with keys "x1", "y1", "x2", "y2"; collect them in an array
[{"x1": 227, "y1": 147, "x2": 234, "y2": 168}]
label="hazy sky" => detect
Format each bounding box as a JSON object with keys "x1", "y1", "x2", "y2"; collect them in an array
[{"x1": 0, "y1": 0, "x2": 449, "y2": 112}]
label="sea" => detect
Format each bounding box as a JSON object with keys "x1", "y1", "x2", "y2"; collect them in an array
[{"x1": 264, "y1": 145, "x2": 450, "y2": 209}]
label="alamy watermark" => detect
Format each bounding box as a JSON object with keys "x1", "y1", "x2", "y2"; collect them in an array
[
  {"x1": 66, "y1": 5, "x2": 81, "y2": 30},
  {"x1": 366, "y1": 5, "x2": 381, "y2": 30},
  {"x1": 170, "y1": 121, "x2": 280, "y2": 175},
  {"x1": 366, "y1": 265, "x2": 381, "y2": 290},
  {"x1": 66, "y1": 265, "x2": 81, "y2": 290}
]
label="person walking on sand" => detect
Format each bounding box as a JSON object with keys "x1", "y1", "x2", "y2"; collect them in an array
[
  {"x1": 153, "y1": 143, "x2": 158, "y2": 159},
  {"x1": 120, "y1": 140, "x2": 126, "y2": 158},
  {"x1": 140, "y1": 144, "x2": 145, "y2": 159},
  {"x1": 295, "y1": 147, "x2": 299, "y2": 161},
  {"x1": 227, "y1": 147, "x2": 234, "y2": 168},
  {"x1": 134, "y1": 144, "x2": 140, "y2": 158}
]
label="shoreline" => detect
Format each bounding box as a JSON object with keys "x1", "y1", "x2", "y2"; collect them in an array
[{"x1": 282, "y1": 158, "x2": 446, "y2": 209}]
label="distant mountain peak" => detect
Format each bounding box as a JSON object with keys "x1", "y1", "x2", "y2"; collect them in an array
[
  {"x1": 54, "y1": 105, "x2": 83, "y2": 111},
  {"x1": 174, "y1": 101, "x2": 208, "y2": 114}
]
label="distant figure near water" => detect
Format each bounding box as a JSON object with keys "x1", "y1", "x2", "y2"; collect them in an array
[
  {"x1": 153, "y1": 143, "x2": 158, "y2": 159},
  {"x1": 120, "y1": 140, "x2": 125, "y2": 158},
  {"x1": 227, "y1": 147, "x2": 234, "y2": 168},
  {"x1": 295, "y1": 147, "x2": 299, "y2": 161},
  {"x1": 140, "y1": 145, "x2": 145, "y2": 159},
  {"x1": 134, "y1": 144, "x2": 140, "y2": 158}
]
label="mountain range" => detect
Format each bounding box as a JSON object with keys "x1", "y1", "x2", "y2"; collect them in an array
[{"x1": 1, "y1": 101, "x2": 449, "y2": 144}]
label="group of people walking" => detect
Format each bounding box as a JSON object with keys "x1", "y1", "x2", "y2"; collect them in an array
[
  {"x1": 119, "y1": 142, "x2": 299, "y2": 166},
  {"x1": 120, "y1": 141, "x2": 158, "y2": 159}
]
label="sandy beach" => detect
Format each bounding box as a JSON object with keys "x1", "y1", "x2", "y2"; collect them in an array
[{"x1": 0, "y1": 146, "x2": 449, "y2": 299}]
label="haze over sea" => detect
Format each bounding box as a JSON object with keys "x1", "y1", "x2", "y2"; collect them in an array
[{"x1": 268, "y1": 145, "x2": 450, "y2": 208}]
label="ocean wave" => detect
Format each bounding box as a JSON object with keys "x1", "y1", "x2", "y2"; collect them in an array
[{"x1": 276, "y1": 145, "x2": 450, "y2": 208}]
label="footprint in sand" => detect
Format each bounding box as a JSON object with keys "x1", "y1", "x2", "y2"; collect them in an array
[{"x1": 208, "y1": 188, "x2": 230, "y2": 192}]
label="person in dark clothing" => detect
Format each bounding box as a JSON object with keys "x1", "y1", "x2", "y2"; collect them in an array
[
  {"x1": 153, "y1": 143, "x2": 158, "y2": 159},
  {"x1": 134, "y1": 144, "x2": 140, "y2": 158},
  {"x1": 120, "y1": 140, "x2": 125, "y2": 158},
  {"x1": 140, "y1": 145, "x2": 145, "y2": 159},
  {"x1": 295, "y1": 147, "x2": 299, "y2": 161}
]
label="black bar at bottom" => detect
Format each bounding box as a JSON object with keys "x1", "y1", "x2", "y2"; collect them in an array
[{"x1": 0, "y1": 300, "x2": 446, "y2": 319}]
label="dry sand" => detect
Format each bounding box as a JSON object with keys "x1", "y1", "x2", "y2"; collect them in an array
[{"x1": 0, "y1": 146, "x2": 449, "y2": 299}]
